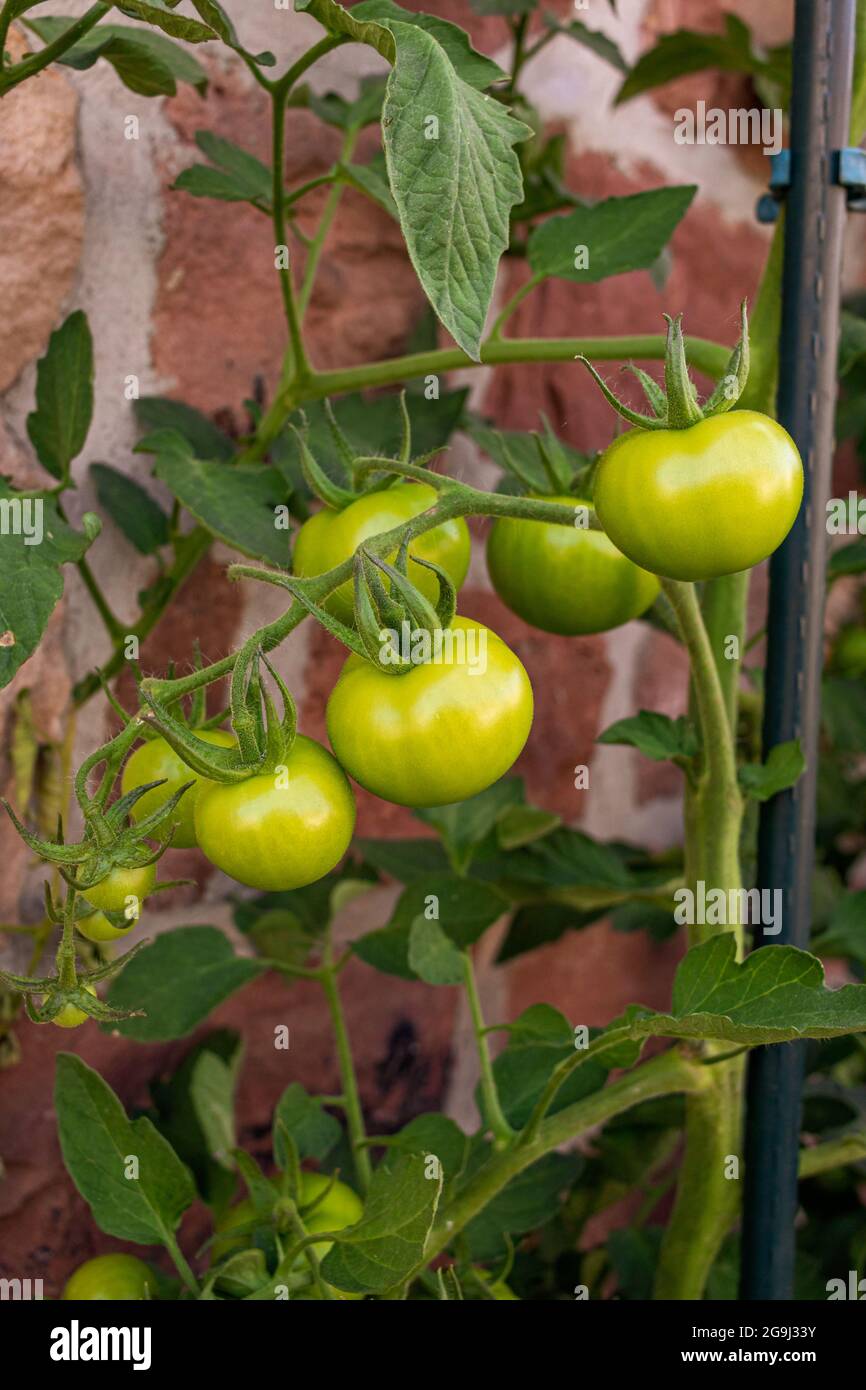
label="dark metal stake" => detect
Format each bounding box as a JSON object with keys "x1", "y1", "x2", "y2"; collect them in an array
[{"x1": 740, "y1": 0, "x2": 857, "y2": 1300}]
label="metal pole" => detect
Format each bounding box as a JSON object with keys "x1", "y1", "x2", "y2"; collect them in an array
[{"x1": 740, "y1": 0, "x2": 856, "y2": 1300}]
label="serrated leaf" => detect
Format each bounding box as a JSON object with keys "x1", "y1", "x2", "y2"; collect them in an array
[
  {"x1": 135, "y1": 395, "x2": 233, "y2": 460},
  {"x1": 388, "y1": 1114, "x2": 469, "y2": 1197},
  {"x1": 55, "y1": 1053, "x2": 196, "y2": 1244},
  {"x1": 337, "y1": 158, "x2": 397, "y2": 216},
  {"x1": 320, "y1": 1152, "x2": 441, "y2": 1294},
  {"x1": 114, "y1": 0, "x2": 217, "y2": 42},
  {"x1": 528, "y1": 186, "x2": 696, "y2": 285},
  {"x1": 354, "y1": 874, "x2": 505, "y2": 979},
  {"x1": 105, "y1": 927, "x2": 264, "y2": 1040},
  {"x1": 739, "y1": 739, "x2": 805, "y2": 801},
  {"x1": 382, "y1": 22, "x2": 528, "y2": 359},
  {"x1": 543, "y1": 15, "x2": 627, "y2": 73},
  {"x1": 0, "y1": 483, "x2": 93, "y2": 688},
  {"x1": 26, "y1": 18, "x2": 209, "y2": 93},
  {"x1": 273, "y1": 1083, "x2": 341, "y2": 1167},
  {"x1": 415, "y1": 778, "x2": 525, "y2": 873},
  {"x1": 309, "y1": 75, "x2": 387, "y2": 130},
  {"x1": 90, "y1": 463, "x2": 169, "y2": 554},
  {"x1": 490, "y1": 1004, "x2": 611, "y2": 1128},
  {"x1": 623, "y1": 934, "x2": 866, "y2": 1046},
  {"x1": 408, "y1": 915, "x2": 464, "y2": 985},
  {"x1": 463, "y1": 1152, "x2": 582, "y2": 1260},
  {"x1": 466, "y1": 419, "x2": 588, "y2": 491},
  {"x1": 146, "y1": 433, "x2": 289, "y2": 564},
  {"x1": 598, "y1": 710, "x2": 698, "y2": 763},
  {"x1": 615, "y1": 14, "x2": 789, "y2": 107},
  {"x1": 26, "y1": 310, "x2": 93, "y2": 480}
]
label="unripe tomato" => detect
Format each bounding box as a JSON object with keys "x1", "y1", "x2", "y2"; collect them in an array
[
  {"x1": 194, "y1": 735, "x2": 355, "y2": 891},
  {"x1": 62, "y1": 1253, "x2": 154, "y2": 1300},
  {"x1": 214, "y1": 1173, "x2": 362, "y2": 1261},
  {"x1": 292, "y1": 482, "x2": 471, "y2": 623},
  {"x1": 326, "y1": 616, "x2": 533, "y2": 807},
  {"x1": 593, "y1": 411, "x2": 803, "y2": 581},
  {"x1": 486, "y1": 496, "x2": 660, "y2": 634},
  {"x1": 121, "y1": 730, "x2": 236, "y2": 849},
  {"x1": 77, "y1": 910, "x2": 133, "y2": 943},
  {"x1": 83, "y1": 863, "x2": 155, "y2": 916},
  {"x1": 52, "y1": 982, "x2": 96, "y2": 1029}
]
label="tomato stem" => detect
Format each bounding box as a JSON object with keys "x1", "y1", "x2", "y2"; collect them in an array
[
  {"x1": 320, "y1": 935, "x2": 372, "y2": 1194},
  {"x1": 461, "y1": 949, "x2": 514, "y2": 1149}
]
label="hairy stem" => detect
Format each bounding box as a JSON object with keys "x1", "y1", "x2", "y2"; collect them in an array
[
  {"x1": 461, "y1": 949, "x2": 514, "y2": 1148},
  {"x1": 0, "y1": 2, "x2": 109, "y2": 92},
  {"x1": 320, "y1": 938, "x2": 372, "y2": 1194}
]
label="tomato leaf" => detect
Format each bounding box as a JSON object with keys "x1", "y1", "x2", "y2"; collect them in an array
[
  {"x1": 388, "y1": 1114, "x2": 470, "y2": 1200},
  {"x1": 55, "y1": 1053, "x2": 196, "y2": 1245},
  {"x1": 812, "y1": 892, "x2": 866, "y2": 967},
  {"x1": 336, "y1": 157, "x2": 397, "y2": 217},
  {"x1": 148, "y1": 1031, "x2": 242, "y2": 1208},
  {"x1": 273, "y1": 1083, "x2": 341, "y2": 1166},
  {"x1": 462, "y1": 1151, "x2": 583, "y2": 1261},
  {"x1": 355, "y1": 837, "x2": 451, "y2": 882},
  {"x1": 615, "y1": 13, "x2": 789, "y2": 108},
  {"x1": 26, "y1": 310, "x2": 93, "y2": 481},
  {"x1": 738, "y1": 738, "x2": 805, "y2": 801},
  {"x1": 25, "y1": 19, "x2": 210, "y2": 94},
  {"x1": 598, "y1": 710, "x2": 699, "y2": 764},
  {"x1": 320, "y1": 1152, "x2": 442, "y2": 1294},
  {"x1": 621, "y1": 934, "x2": 866, "y2": 1046},
  {"x1": 355, "y1": 874, "x2": 505, "y2": 979},
  {"x1": 113, "y1": 0, "x2": 217, "y2": 42},
  {"x1": 142, "y1": 430, "x2": 290, "y2": 565},
  {"x1": 134, "y1": 395, "x2": 234, "y2": 461},
  {"x1": 414, "y1": 778, "x2": 526, "y2": 873},
  {"x1": 408, "y1": 916, "x2": 464, "y2": 985},
  {"x1": 488, "y1": 1004, "x2": 611, "y2": 1128},
  {"x1": 104, "y1": 927, "x2": 265, "y2": 1040},
  {"x1": 0, "y1": 483, "x2": 94, "y2": 688},
  {"x1": 527, "y1": 186, "x2": 696, "y2": 286},
  {"x1": 174, "y1": 131, "x2": 272, "y2": 208},
  {"x1": 309, "y1": 75, "x2": 387, "y2": 131},
  {"x1": 90, "y1": 463, "x2": 169, "y2": 555},
  {"x1": 828, "y1": 537, "x2": 866, "y2": 580},
  {"x1": 189, "y1": 1045, "x2": 242, "y2": 1170},
  {"x1": 542, "y1": 15, "x2": 627, "y2": 73}
]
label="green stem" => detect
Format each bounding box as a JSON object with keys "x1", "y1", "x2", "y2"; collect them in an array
[
  {"x1": 461, "y1": 949, "x2": 514, "y2": 1148},
  {"x1": 75, "y1": 555, "x2": 123, "y2": 642},
  {"x1": 299, "y1": 126, "x2": 359, "y2": 317},
  {"x1": 0, "y1": 2, "x2": 109, "y2": 92},
  {"x1": 700, "y1": 571, "x2": 749, "y2": 739},
  {"x1": 271, "y1": 81, "x2": 310, "y2": 383},
  {"x1": 320, "y1": 939, "x2": 372, "y2": 1194},
  {"x1": 241, "y1": 334, "x2": 729, "y2": 462},
  {"x1": 72, "y1": 526, "x2": 211, "y2": 708},
  {"x1": 799, "y1": 1133, "x2": 866, "y2": 1178},
  {"x1": 506, "y1": 12, "x2": 530, "y2": 98},
  {"x1": 165, "y1": 1233, "x2": 201, "y2": 1298},
  {"x1": 487, "y1": 272, "x2": 543, "y2": 340}
]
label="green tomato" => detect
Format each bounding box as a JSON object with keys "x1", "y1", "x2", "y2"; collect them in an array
[
  {"x1": 194, "y1": 734, "x2": 355, "y2": 892},
  {"x1": 292, "y1": 482, "x2": 471, "y2": 624},
  {"x1": 486, "y1": 495, "x2": 660, "y2": 634},
  {"x1": 62, "y1": 1253, "x2": 154, "y2": 1300},
  {"x1": 83, "y1": 862, "x2": 156, "y2": 916},
  {"x1": 214, "y1": 1173, "x2": 362, "y2": 1265},
  {"x1": 593, "y1": 411, "x2": 803, "y2": 581},
  {"x1": 326, "y1": 616, "x2": 533, "y2": 807},
  {"x1": 77, "y1": 910, "x2": 133, "y2": 943},
  {"x1": 121, "y1": 730, "x2": 236, "y2": 850},
  {"x1": 52, "y1": 982, "x2": 96, "y2": 1029}
]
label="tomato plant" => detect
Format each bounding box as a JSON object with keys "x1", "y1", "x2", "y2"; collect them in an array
[{"x1": 0, "y1": 0, "x2": 864, "y2": 1321}]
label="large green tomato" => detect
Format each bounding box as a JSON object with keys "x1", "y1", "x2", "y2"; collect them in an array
[
  {"x1": 326, "y1": 616, "x2": 533, "y2": 807},
  {"x1": 62, "y1": 1253, "x2": 154, "y2": 1300},
  {"x1": 194, "y1": 735, "x2": 355, "y2": 891},
  {"x1": 121, "y1": 730, "x2": 236, "y2": 850},
  {"x1": 486, "y1": 495, "x2": 660, "y2": 634},
  {"x1": 83, "y1": 863, "x2": 155, "y2": 916},
  {"x1": 593, "y1": 411, "x2": 803, "y2": 581},
  {"x1": 292, "y1": 482, "x2": 471, "y2": 623}
]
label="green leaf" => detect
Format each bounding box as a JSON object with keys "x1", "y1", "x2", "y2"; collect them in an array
[
  {"x1": 466, "y1": 419, "x2": 588, "y2": 492},
  {"x1": 388, "y1": 1114, "x2": 470, "y2": 1198},
  {"x1": 623, "y1": 934, "x2": 866, "y2": 1046},
  {"x1": 105, "y1": 927, "x2": 264, "y2": 1040},
  {"x1": 0, "y1": 483, "x2": 93, "y2": 688},
  {"x1": 415, "y1": 778, "x2": 525, "y2": 873},
  {"x1": 598, "y1": 710, "x2": 698, "y2": 764},
  {"x1": 542, "y1": 15, "x2": 627, "y2": 73},
  {"x1": 355, "y1": 837, "x2": 451, "y2": 882},
  {"x1": 190, "y1": 1045, "x2": 241, "y2": 1169},
  {"x1": 812, "y1": 893, "x2": 866, "y2": 966},
  {"x1": 739, "y1": 739, "x2": 805, "y2": 801},
  {"x1": 408, "y1": 915, "x2": 464, "y2": 985},
  {"x1": 134, "y1": 395, "x2": 233, "y2": 461},
  {"x1": 496, "y1": 803, "x2": 561, "y2": 850},
  {"x1": 26, "y1": 19, "x2": 210, "y2": 94},
  {"x1": 114, "y1": 0, "x2": 217, "y2": 41},
  {"x1": 615, "y1": 13, "x2": 789, "y2": 107},
  {"x1": 90, "y1": 463, "x2": 169, "y2": 555},
  {"x1": 839, "y1": 310, "x2": 866, "y2": 377},
  {"x1": 273, "y1": 1083, "x2": 341, "y2": 1166},
  {"x1": 823, "y1": 677, "x2": 866, "y2": 752},
  {"x1": 829, "y1": 537, "x2": 866, "y2": 581},
  {"x1": 490, "y1": 1004, "x2": 611, "y2": 1128},
  {"x1": 148, "y1": 1031, "x2": 242, "y2": 1208},
  {"x1": 26, "y1": 310, "x2": 93, "y2": 481},
  {"x1": 320, "y1": 1152, "x2": 442, "y2": 1294},
  {"x1": 309, "y1": 75, "x2": 387, "y2": 131},
  {"x1": 463, "y1": 1152, "x2": 582, "y2": 1260},
  {"x1": 382, "y1": 22, "x2": 528, "y2": 359},
  {"x1": 233, "y1": 861, "x2": 378, "y2": 953},
  {"x1": 144, "y1": 432, "x2": 290, "y2": 564},
  {"x1": 469, "y1": 0, "x2": 536, "y2": 13},
  {"x1": 528, "y1": 185, "x2": 696, "y2": 286},
  {"x1": 337, "y1": 157, "x2": 398, "y2": 217},
  {"x1": 355, "y1": 874, "x2": 505, "y2": 979},
  {"x1": 497, "y1": 902, "x2": 598, "y2": 962},
  {"x1": 55, "y1": 1053, "x2": 196, "y2": 1244},
  {"x1": 174, "y1": 131, "x2": 272, "y2": 208}
]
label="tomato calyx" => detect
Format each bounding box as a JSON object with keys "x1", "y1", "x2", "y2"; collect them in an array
[
  {"x1": 141, "y1": 639, "x2": 298, "y2": 782},
  {"x1": 577, "y1": 301, "x2": 750, "y2": 432}
]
